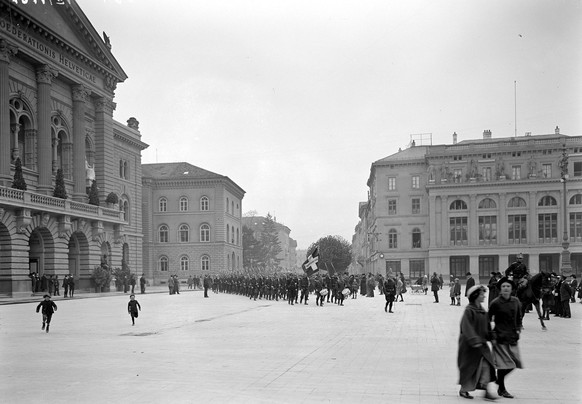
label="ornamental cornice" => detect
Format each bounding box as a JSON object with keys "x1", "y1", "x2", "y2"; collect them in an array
[
  {"x1": 113, "y1": 132, "x2": 148, "y2": 151},
  {"x1": 0, "y1": 39, "x2": 18, "y2": 63},
  {"x1": 426, "y1": 177, "x2": 581, "y2": 190},
  {"x1": 95, "y1": 98, "x2": 116, "y2": 114}
]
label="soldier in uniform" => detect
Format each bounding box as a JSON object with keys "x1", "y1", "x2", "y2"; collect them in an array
[{"x1": 299, "y1": 274, "x2": 310, "y2": 305}]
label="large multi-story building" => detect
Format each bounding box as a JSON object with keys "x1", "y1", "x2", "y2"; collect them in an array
[
  {"x1": 142, "y1": 162, "x2": 245, "y2": 284},
  {"x1": 0, "y1": 1, "x2": 147, "y2": 297},
  {"x1": 354, "y1": 129, "x2": 582, "y2": 282},
  {"x1": 242, "y1": 215, "x2": 298, "y2": 271}
]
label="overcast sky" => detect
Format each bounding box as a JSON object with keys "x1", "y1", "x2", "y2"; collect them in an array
[{"x1": 77, "y1": 0, "x2": 581, "y2": 249}]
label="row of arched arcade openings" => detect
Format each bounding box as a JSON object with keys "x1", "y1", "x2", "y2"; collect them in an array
[{"x1": 0, "y1": 221, "x2": 132, "y2": 294}]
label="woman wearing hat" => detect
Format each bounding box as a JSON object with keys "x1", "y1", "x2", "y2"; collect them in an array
[
  {"x1": 488, "y1": 277, "x2": 523, "y2": 399},
  {"x1": 457, "y1": 285, "x2": 497, "y2": 399}
]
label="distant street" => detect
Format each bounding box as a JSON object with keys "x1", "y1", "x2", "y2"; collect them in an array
[{"x1": 1, "y1": 289, "x2": 580, "y2": 404}]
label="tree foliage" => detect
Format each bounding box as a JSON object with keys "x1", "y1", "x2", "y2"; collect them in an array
[
  {"x1": 307, "y1": 235, "x2": 352, "y2": 275},
  {"x1": 11, "y1": 157, "x2": 27, "y2": 191},
  {"x1": 88, "y1": 180, "x2": 99, "y2": 206},
  {"x1": 53, "y1": 168, "x2": 67, "y2": 199},
  {"x1": 242, "y1": 225, "x2": 263, "y2": 268},
  {"x1": 242, "y1": 213, "x2": 283, "y2": 270}
]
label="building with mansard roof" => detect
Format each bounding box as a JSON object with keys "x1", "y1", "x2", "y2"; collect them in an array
[
  {"x1": 353, "y1": 128, "x2": 582, "y2": 283},
  {"x1": 0, "y1": 0, "x2": 148, "y2": 296},
  {"x1": 142, "y1": 162, "x2": 245, "y2": 285}
]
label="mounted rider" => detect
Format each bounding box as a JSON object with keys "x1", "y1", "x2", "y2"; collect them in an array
[{"x1": 504, "y1": 253, "x2": 530, "y2": 294}]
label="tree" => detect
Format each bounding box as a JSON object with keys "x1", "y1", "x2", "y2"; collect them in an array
[
  {"x1": 88, "y1": 180, "x2": 99, "y2": 206},
  {"x1": 53, "y1": 168, "x2": 67, "y2": 199},
  {"x1": 307, "y1": 235, "x2": 352, "y2": 275},
  {"x1": 242, "y1": 225, "x2": 263, "y2": 269},
  {"x1": 11, "y1": 157, "x2": 27, "y2": 190},
  {"x1": 260, "y1": 213, "x2": 282, "y2": 269}
]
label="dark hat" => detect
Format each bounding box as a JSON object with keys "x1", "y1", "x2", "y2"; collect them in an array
[
  {"x1": 43, "y1": 294, "x2": 51, "y2": 298},
  {"x1": 466, "y1": 272, "x2": 472, "y2": 276},
  {"x1": 571, "y1": 274, "x2": 577, "y2": 279},
  {"x1": 496, "y1": 277, "x2": 516, "y2": 290}
]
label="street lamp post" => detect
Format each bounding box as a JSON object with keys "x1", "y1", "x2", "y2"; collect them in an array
[{"x1": 559, "y1": 144, "x2": 572, "y2": 276}]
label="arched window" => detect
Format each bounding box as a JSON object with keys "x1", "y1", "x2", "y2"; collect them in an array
[
  {"x1": 201, "y1": 255, "x2": 210, "y2": 271},
  {"x1": 120, "y1": 199, "x2": 129, "y2": 222},
  {"x1": 200, "y1": 196, "x2": 209, "y2": 211},
  {"x1": 179, "y1": 197, "x2": 188, "y2": 212},
  {"x1": 236, "y1": 228, "x2": 239, "y2": 245},
  {"x1": 226, "y1": 197, "x2": 230, "y2": 213},
  {"x1": 180, "y1": 256, "x2": 189, "y2": 271},
  {"x1": 179, "y1": 224, "x2": 189, "y2": 243},
  {"x1": 232, "y1": 252, "x2": 235, "y2": 270},
  {"x1": 227, "y1": 254, "x2": 230, "y2": 270},
  {"x1": 9, "y1": 97, "x2": 34, "y2": 168},
  {"x1": 231, "y1": 201, "x2": 234, "y2": 215},
  {"x1": 226, "y1": 224, "x2": 230, "y2": 244},
  {"x1": 119, "y1": 160, "x2": 124, "y2": 178},
  {"x1": 478, "y1": 198, "x2": 497, "y2": 209},
  {"x1": 412, "y1": 228, "x2": 421, "y2": 248},
  {"x1": 51, "y1": 115, "x2": 72, "y2": 179},
  {"x1": 388, "y1": 229, "x2": 398, "y2": 249},
  {"x1": 159, "y1": 225, "x2": 169, "y2": 243},
  {"x1": 159, "y1": 197, "x2": 167, "y2": 212},
  {"x1": 508, "y1": 197, "x2": 527, "y2": 207},
  {"x1": 538, "y1": 196, "x2": 557, "y2": 206},
  {"x1": 450, "y1": 200, "x2": 467, "y2": 210},
  {"x1": 570, "y1": 194, "x2": 582, "y2": 205},
  {"x1": 200, "y1": 224, "x2": 210, "y2": 242},
  {"x1": 159, "y1": 256, "x2": 169, "y2": 272}
]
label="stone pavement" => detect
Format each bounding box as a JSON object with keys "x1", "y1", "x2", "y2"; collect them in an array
[{"x1": 0, "y1": 288, "x2": 580, "y2": 404}]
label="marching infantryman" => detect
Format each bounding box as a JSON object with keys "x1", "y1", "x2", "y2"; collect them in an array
[
  {"x1": 299, "y1": 274, "x2": 310, "y2": 305},
  {"x1": 457, "y1": 285, "x2": 497, "y2": 400},
  {"x1": 128, "y1": 294, "x2": 141, "y2": 326},
  {"x1": 36, "y1": 294, "x2": 57, "y2": 333},
  {"x1": 489, "y1": 277, "x2": 523, "y2": 399}
]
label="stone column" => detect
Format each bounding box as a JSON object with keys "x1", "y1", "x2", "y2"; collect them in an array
[
  {"x1": 25, "y1": 129, "x2": 37, "y2": 170},
  {"x1": 10, "y1": 123, "x2": 20, "y2": 163},
  {"x1": 51, "y1": 136, "x2": 59, "y2": 174},
  {"x1": 469, "y1": 194, "x2": 478, "y2": 246},
  {"x1": 36, "y1": 65, "x2": 58, "y2": 194},
  {"x1": 0, "y1": 40, "x2": 17, "y2": 186},
  {"x1": 94, "y1": 97, "x2": 115, "y2": 202},
  {"x1": 72, "y1": 85, "x2": 89, "y2": 201}
]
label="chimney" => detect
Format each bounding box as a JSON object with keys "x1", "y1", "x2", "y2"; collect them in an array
[
  {"x1": 453, "y1": 132, "x2": 457, "y2": 144},
  {"x1": 555, "y1": 126, "x2": 560, "y2": 135},
  {"x1": 483, "y1": 129, "x2": 492, "y2": 139}
]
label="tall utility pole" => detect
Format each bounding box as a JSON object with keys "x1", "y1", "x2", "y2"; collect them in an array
[{"x1": 559, "y1": 143, "x2": 572, "y2": 275}]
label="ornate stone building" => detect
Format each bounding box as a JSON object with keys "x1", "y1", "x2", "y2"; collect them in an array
[
  {"x1": 354, "y1": 130, "x2": 582, "y2": 282},
  {"x1": 0, "y1": 1, "x2": 147, "y2": 296},
  {"x1": 142, "y1": 162, "x2": 245, "y2": 285}
]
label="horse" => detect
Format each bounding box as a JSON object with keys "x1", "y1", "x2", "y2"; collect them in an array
[
  {"x1": 541, "y1": 276, "x2": 559, "y2": 321},
  {"x1": 513, "y1": 271, "x2": 553, "y2": 330}
]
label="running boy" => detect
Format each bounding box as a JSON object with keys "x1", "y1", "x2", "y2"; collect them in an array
[
  {"x1": 36, "y1": 294, "x2": 57, "y2": 333},
  {"x1": 127, "y1": 294, "x2": 141, "y2": 326}
]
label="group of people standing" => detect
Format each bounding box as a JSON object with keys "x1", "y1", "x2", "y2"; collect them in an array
[{"x1": 28, "y1": 273, "x2": 76, "y2": 298}]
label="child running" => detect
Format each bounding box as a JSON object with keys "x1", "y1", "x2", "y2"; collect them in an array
[
  {"x1": 36, "y1": 294, "x2": 57, "y2": 333},
  {"x1": 127, "y1": 294, "x2": 141, "y2": 326}
]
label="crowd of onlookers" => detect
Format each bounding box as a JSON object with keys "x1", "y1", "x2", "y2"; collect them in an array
[{"x1": 28, "y1": 273, "x2": 76, "y2": 297}]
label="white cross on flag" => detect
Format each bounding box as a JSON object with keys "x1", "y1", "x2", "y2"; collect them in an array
[{"x1": 302, "y1": 247, "x2": 319, "y2": 276}]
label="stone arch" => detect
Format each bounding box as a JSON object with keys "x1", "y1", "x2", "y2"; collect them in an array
[
  {"x1": 28, "y1": 227, "x2": 55, "y2": 277},
  {"x1": 0, "y1": 220, "x2": 13, "y2": 289},
  {"x1": 68, "y1": 231, "x2": 90, "y2": 280}
]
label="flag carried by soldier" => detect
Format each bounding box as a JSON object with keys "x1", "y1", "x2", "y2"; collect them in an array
[{"x1": 302, "y1": 247, "x2": 319, "y2": 277}]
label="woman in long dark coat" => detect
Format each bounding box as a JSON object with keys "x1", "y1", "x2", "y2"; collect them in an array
[{"x1": 457, "y1": 285, "x2": 497, "y2": 400}]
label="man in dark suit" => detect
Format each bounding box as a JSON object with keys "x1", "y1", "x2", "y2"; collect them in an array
[{"x1": 464, "y1": 272, "x2": 475, "y2": 302}]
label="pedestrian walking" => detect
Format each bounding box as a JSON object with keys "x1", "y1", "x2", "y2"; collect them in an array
[
  {"x1": 431, "y1": 272, "x2": 441, "y2": 303},
  {"x1": 127, "y1": 294, "x2": 141, "y2": 326},
  {"x1": 62, "y1": 275, "x2": 69, "y2": 297},
  {"x1": 451, "y1": 278, "x2": 461, "y2": 305},
  {"x1": 140, "y1": 274, "x2": 146, "y2": 294},
  {"x1": 457, "y1": 285, "x2": 497, "y2": 400},
  {"x1": 129, "y1": 275, "x2": 136, "y2": 294},
  {"x1": 559, "y1": 275, "x2": 572, "y2": 318},
  {"x1": 203, "y1": 275, "x2": 211, "y2": 298},
  {"x1": 488, "y1": 277, "x2": 523, "y2": 399},
  {"x1": 53, "y1": 275, "x2": 60, "y2": 296},
  {"x1": 36, "y1": 294, "x2": 57, "y2": 333},
  {"x1": 68, "y1": 275, "x2": 75, "y2": 298},
  {"x1": 465, "y1": 272, "x2": 475, "y2": 302},
  {"x1": 383, "y1": 275, "x2": 396, "y2": 313}
]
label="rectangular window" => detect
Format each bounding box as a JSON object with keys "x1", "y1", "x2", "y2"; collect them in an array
[
  {"x1": 450, "y1": 256, "x2": 469, "y2": 279},
  {"x1": 478, "y1": 216, "x2": 497, "y2": 245},
  {"x1": 409, "y1": 259, "x2": 425, "y2": 279},
  {"x1": 450, "y1": 217, "x2": 468, "y2": 246},
  {"x1": 542, "y1": 164, "x2": 552, "y2": 178},
  {"x1": 453, "y1": 169, "x2": 462, "y2": 183},
  {"x1": 571, "y1": 212, "x2": 582, "y2": 243},
  {"x1": 478, "y1": 255, "x2": 498, "y2": 278},
  {"x1": 482, "y1": 167, "x2": 492, "y2": 181},
  {"x1": 508, "y1": 214, "x2": 527, "y2": 244},
  {"x1": 538, "y1": 213, "x2": 558, "y2": 243},
  {"x1": 412, "y1": 175, "x2": 420, "y2": 189},
  {"x1": 574, "y1": 162, "x2": 582, "y2": 177},
  {"x1": 385, "y1": 260, "x2": 401, "y2": 276},
  {"x1": 388, "y1": 231, "x2": 398, "y2": 249},
  {"x1": 412, "y1": 198, "x2": 420, "y2": 214},
  {"x1": 388, "y1": 177, "x2": 396, "y2": 191},
  {"x1": 511, "y1": 165, "x2": 521, "y2": 180},
  {"x1": 388, "y1": 200, "x2": 397, "y2": 215}
]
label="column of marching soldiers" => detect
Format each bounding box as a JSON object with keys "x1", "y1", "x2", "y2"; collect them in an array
[{"x1": 210, "y1": 273, "x2": 363, "y2": 306}]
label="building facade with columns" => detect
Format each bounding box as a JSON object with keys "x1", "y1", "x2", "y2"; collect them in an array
[
  {"x1": 0, "y1": 1, "x2": 148, "y2": 296},
  {"x1": 354, "y1": 130, "x2": 582, "y2": 283},
  {"x1": 142, "y1": 163, "x2": 245, "y2": 285}
]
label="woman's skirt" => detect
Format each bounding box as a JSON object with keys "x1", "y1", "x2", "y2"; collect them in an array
[{"x1": 492, "y1": 342, "x2": 523, "y2": 370}]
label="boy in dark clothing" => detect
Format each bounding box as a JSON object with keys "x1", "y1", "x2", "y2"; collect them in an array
[
  {"x1": 36, "y1": 295, "x2": 57, "y2": 333},
  {"x1": 127, "y1": 294, "x2": 141, "y2": 326}
]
